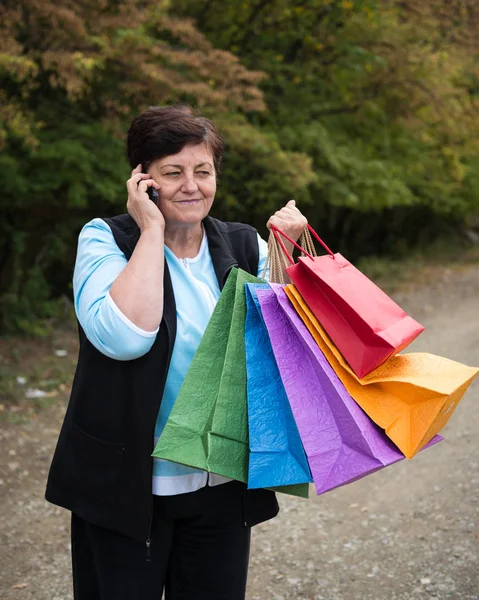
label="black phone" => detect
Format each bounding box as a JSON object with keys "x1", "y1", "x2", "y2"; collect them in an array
[{"x1": 147, "y1": 187, "x2": 159, "y2": 205}]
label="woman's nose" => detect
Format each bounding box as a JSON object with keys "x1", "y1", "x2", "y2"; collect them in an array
[{"x1": 181, "y1": 175, "x2": 199, "y2": 194}]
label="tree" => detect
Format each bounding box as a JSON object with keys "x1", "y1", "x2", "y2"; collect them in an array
[
  {"x1": 2, "y1": 0, "x2": 478, "y2": 333},
  {"x1": 0, "y1": 0, "x2": 274, "y2": 332},
  {"x1": 172, "y1": 0, "x2": 479, "y2": 252}
]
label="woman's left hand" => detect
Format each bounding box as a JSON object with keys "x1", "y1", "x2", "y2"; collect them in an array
[{"x1": 266, "y1": 200, "x2": 308, "y2": 246}]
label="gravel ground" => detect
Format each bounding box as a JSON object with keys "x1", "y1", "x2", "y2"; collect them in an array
[{"x1": 1, "y1": 264, "x2": 478, "y2": 600}]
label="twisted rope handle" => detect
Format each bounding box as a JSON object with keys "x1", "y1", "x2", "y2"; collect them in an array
[
  {"x1": 271, "y1": 224, "x2": 335, "y2": 264},
  {"x1": 304, "y1": 224, "x2": 335, "y2": 258},
  {"x1": 262, "y1": 233, "x2": 290, "y2": 284},
  {"x1": 262, "y1": 223, "x2": 335, "y2": 282},
  {"x1": 300, "y1": 227, "x2": 317, "y2": 257}
]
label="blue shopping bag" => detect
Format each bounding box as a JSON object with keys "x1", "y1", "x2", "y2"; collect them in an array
[{"x1": 245, "y1": 283, "x2": 312, "y2": 494}]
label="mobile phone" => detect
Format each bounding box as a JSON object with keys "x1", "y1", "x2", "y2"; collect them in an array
[{"x1": 147, "y1": 187, "x2": 159, "y2": 205}]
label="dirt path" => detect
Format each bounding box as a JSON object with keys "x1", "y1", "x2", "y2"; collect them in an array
[{"x1": 1, "y1": 265, "x2": 478, "y2": 600}]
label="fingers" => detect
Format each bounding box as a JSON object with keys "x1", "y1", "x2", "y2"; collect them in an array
[
  {"x1": 282, "y1": 200, "x2": 303, "y2": 216},
  {"x1": 270, "y1": 202, "x2": 307, "y2": 224},
  {"x1": 127, "y1": 174, "x2": 147, "y2": 193},
  {"x1": 125, "y1": 165, "x2": 166, "y2": 231},
  {"x1": 266, "y1": 200, "x2": 308, "y2": 245},
  {"x1": 129, "y1": 173, "x2": 151, "y2": 185},
  {"x1": 276, "y1": 207, "x2": 301, "y2": 220},
  {"x1": 275, "y1": 200, "x2": 302, "y2": 216},
  {"x1": 267, "y1": 214, "x2": 291, "y2": 230},
  {"x1": 126, "y1": 171, "x2": 160, "y2": 197},
  {"x1": 137, "y1": 178, "x2": 161, "y2": 193}
]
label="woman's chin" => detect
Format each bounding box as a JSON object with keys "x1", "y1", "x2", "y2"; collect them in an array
[{"x1": 164, "y1": 201, "x2": 211, "y2": 226}]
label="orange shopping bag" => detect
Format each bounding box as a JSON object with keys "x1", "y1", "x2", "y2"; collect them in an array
[{"x1": 284, "y1": 285, "x2": 478, "y2": 459}]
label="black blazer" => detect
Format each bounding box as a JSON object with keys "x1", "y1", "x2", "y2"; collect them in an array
[{"x1": 45, "y1": 214, "x2": 279, "y2": 542}]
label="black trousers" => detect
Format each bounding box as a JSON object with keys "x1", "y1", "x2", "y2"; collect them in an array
[{"x1": 71, "y1": 481, "x2": 251, "y2": 600}]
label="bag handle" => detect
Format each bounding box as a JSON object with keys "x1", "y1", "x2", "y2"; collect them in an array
[
  {"x1": 271, "y1": 228, "x2": 304, "y2": 265},
  {"x1": 262, "y1": 233, "x2": 291, "y2": 284},
  {"x1": 270, "y1": 224, "x2": 335, "y2": 265},
  {"x1": 299, "y1": 227, "x2": 317, "y2": 258},
  {"x1": 305, "y1": 224, "x2": 335, "y2": 257}
]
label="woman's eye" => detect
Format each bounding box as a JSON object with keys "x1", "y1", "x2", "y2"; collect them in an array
[
  {"x1": 166, "y1": 172, "x2": 181, "y2": 177},
  {"x1": 197, "y1": 171, "x2": 211, "y2": 176}
]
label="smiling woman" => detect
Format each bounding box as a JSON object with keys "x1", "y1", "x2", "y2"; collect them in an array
[
  {"x1": 148, "y1": 144, "x2": 217, "y2": 236},
  {"x1": 45, "y1": 104, "x2": 308, "y2": 600}
]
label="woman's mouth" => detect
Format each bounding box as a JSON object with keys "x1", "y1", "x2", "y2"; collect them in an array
[{"x1": 175, "y1": 199, "x2": 202, "y2": 206}]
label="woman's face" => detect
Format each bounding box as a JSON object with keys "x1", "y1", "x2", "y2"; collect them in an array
[{"x1": 148, "y1": 143, "x2": 217, "y2": 228}]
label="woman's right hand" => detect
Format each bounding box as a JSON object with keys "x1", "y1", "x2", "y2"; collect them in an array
[{"x1": 126, "y1": 164, "x2": 164, "y2": 233}]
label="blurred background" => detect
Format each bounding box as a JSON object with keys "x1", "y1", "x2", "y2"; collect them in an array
[
  {"x1": 1, "y1": 0, "x2": 479, "y2": 335},
  {"x1": 1, "y1": 3, "x2": 479, "y2": 599}
]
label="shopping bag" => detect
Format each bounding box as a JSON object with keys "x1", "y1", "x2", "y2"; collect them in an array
[
  {"x1": 153, "y1": 268, "x2": 258, "y2": 482},
  {"x1": 256, "y1": 284, "x2": 426, "y2": 495},
  {"x1": 271, "y1": 225, "x2": 424, "y2": 378},
  {"x1": 284, "y1": 284, "x2": 478, "y2": 459},
  {"x1": 245, "y1": 283, "x2": 312, "y2": 496}
]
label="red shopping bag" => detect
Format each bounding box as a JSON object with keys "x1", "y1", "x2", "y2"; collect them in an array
[{"x1": 272, "y1": 225, "x2": 424, "y2": 378}]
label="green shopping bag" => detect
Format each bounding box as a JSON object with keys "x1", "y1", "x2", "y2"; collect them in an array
[
  {"x1": 153, "y1": 268, "x2": 308, "y2": 498},
  {"x1": 152, "y1": 268, "x2": 255, "y2": 482}
]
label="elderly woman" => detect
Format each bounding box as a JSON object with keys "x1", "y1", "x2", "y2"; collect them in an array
[{"x1": 46, "y1": 104, "x2": 307, "y2": 600}]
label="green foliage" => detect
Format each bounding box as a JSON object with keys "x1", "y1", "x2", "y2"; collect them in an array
[
  {"x1": 1, "y1": 0, "x2": 479, "y2": 333},
  {"x1": 0, "y1": 0, "x2": 269, "y2": 333},
  {"x1": 172, "y1": 0, "x2": 479, "y2": 246},
  {"x1": 212, "y1": 116, "x2": 315, "y2": 228},
  {"x1": 0, "y1": 120, "x2": 129, "y2": 333}
]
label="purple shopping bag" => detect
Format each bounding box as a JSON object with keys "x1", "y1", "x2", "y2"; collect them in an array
[{"x1": 256, "y1": 285, "x2": 441, "y2": 495}]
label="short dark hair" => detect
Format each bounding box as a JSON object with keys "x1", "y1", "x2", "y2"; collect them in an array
[{"x1": 127, "y1": 104, "x2": 224, "y2": 173}]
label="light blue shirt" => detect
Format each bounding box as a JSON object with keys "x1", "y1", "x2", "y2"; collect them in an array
[{"x1": 73, "y1": 218, "x2": 269, "y2": 495}]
